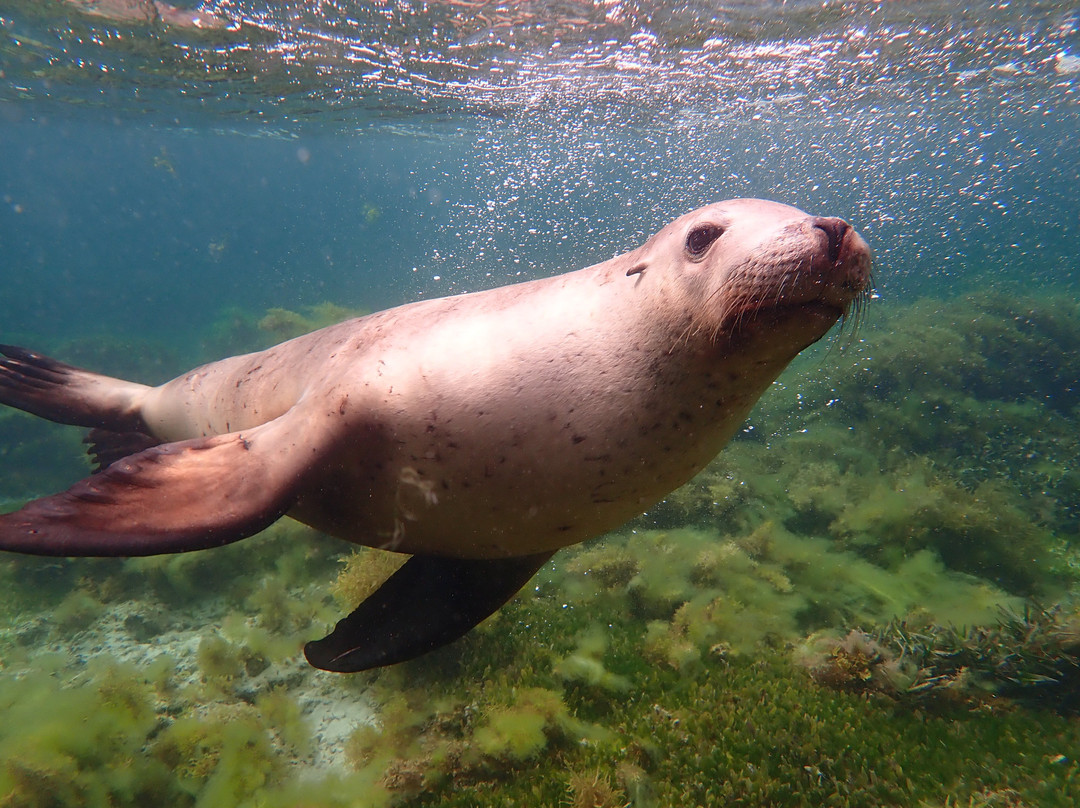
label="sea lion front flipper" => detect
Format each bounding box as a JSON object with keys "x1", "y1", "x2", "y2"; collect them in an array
[
  {"x1": 0, "y1": 416, "x2": 310, "y2": 557},
  {"x1": 304, "y1": 551, "x2": 556, "y2": 672}
]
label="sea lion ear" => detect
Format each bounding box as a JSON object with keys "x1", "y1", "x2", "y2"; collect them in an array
[{"x1": 304, "y1": 551, "x2": 555, "y2": 672}]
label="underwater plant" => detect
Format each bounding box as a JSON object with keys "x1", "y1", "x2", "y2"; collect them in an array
[
  {"x1": 565, "y1": 768, "x2": 626, "y2": 808},
  {"x1": 884, "y1": 604, "x2": 1080, "y2": 714},
  {"x1": 203, "y1": 301, "x2": 367, "y2": 357}
]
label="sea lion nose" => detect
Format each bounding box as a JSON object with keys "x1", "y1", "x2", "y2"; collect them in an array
[{"x1": 812, "y1": 217, "x2": 849, "y2": 264}]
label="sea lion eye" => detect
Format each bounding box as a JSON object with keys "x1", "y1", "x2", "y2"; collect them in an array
[{"x1": 685, "y1": 224, "x2": 724, "y2": 259}]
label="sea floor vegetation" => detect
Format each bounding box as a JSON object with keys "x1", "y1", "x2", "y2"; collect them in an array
[{"x1": 1, "y1": 290, "x2": 1079, "y2": 807}]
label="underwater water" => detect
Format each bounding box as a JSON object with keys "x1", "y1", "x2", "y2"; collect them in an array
[{"x1": 1, "y1": 0, "x2": 1080, "y2": 805}]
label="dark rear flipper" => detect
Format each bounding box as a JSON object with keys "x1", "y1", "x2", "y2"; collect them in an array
[
  {"x1": 0, "y1": 344, "x2": 150, "y2": 431},
  {"x1": 85, "y1": 428, "x2": 163, "y2": 472},
  {"x1": 304, "y1": 551, "x2": 555, "y2": 672}
]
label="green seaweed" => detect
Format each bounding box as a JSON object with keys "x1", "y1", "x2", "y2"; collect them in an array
[
  {"x1": 51, "y1": 589, "x2": 105, "y2": 633},
  {"x1": 0, "y1": 660, "x2": 178, "y2": 808},
  {"x1": 800, "y1": 604, "x2": 1080, "y2": 715},
  {"x1": 204, "y1": 301, "x2": 367, "y2": 358},
  {"x1": 153, "y1": 708, "x2": 282, "y2": 805}
]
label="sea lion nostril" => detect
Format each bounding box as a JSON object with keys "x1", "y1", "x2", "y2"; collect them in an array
[{"x1": 813, "y1": 217, "x2": 849, "y2": 263}]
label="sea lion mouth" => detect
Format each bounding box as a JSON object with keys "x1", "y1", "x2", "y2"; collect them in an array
[
  {"x1": 734, "y1": 299, "x2": 847, "y2": 334},
  {"x1": 789, "y1": 218, "x2": 874, "y2": 329},
  {"x1": 713, "y1": 295, "x2": 864, "y2": 360},
  {"x1": 710, "y1": 219, "x2": 872, "y2": 347}
]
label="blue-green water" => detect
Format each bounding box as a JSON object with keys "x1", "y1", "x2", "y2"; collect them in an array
[{"x1": 2, "y1": 2, "x2": 1080, "y2": 806}]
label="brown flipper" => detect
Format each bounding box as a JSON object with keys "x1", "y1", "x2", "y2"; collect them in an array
[
  {"x1": 304, "y1": 551, "x2": 555, "y2": 672},
  {"x1": 0, "y1": 344, "x2": 148, "y2": 431},
  {"x1": 0, "y1": 418, "x2": 309, "y2": 557},
  {"x1": 85, "y1": 428, "x2": 163, "y2": 472}
]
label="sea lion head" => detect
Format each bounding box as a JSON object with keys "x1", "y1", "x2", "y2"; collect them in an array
[{"x1": 628, "y1": 198, "x2": 872, "y2": 359}]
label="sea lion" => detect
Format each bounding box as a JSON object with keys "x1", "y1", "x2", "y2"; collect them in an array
[{"x1": 0, "y1": 198, "x2": 871, "y2": 672}]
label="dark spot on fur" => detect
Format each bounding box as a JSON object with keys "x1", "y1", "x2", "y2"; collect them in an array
[
  {"x1": 572, "y1": 434, "x2": 586, "y2": 444},
  {"x1": 557, "y1": 525, "x2": 573, "y2": 532}
]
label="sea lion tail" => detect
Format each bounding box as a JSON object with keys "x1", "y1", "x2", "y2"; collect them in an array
[
  {"x1": 0, "y1": 416, "x2": 306, "y2": 557},
  {"x1": 0, "y1": 344, "x2": 149, "y2": 431}
]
